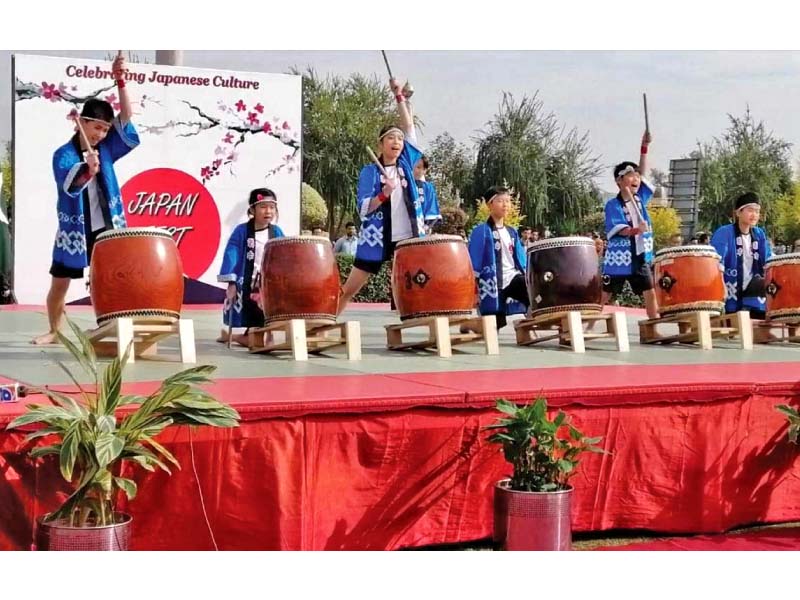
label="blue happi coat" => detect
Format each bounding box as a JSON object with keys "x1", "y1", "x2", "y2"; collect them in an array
[
  {"x1": 710, "y1": 223, "x2": 771, "y2": 314},
  {"x1": 602, "y1": 180, "x2": 654, "y2": 276},
  {"x1": 468, "y1": 218, "x2": 527, "y2": 316},
  {"x1": 51, "y1": 117, "x2": 139, "y2": 269},
  {"x1": 415, "y1": 179, "x2": 442, "y2": 230},
  {"x1": 355, "y1": 138, "x2": 424, "y2": 263},
  {"x1": 218, "y1": 220, "x2": 285, "y2": 328}
]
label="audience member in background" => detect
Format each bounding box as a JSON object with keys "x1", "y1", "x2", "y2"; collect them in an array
[
  {"x1": 333, "y1": 222, "x2": 359, "y2": 257},
  {"x1": 518, "y1": 225, "x2": 533, "y2": 248}
]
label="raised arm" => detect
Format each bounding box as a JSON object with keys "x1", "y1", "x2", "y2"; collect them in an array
[
  {"x1": 390, "y1": 78, "x2": 415, "y2": 141},
  {"x1": 112, "y1": 52, "x2": 132, "y2": 124},
  {"x1": 638, "y1": 130, "x2": 652, "y2": 177}
]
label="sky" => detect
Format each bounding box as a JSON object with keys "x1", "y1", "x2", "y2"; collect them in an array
[{"x1": 2, "y1": 49, "x2": 800, "y2": 192}]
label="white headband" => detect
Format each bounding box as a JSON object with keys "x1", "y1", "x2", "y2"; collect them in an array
[
  {"x1": 736, "y1": 203, "x2": 760, "y2": 212},
  {"x1": 379, "y1": 127, "x2": 405, "y2": 141},
  {"x1": 616, "y1": 165, "x2": 637, "y2": 179}
]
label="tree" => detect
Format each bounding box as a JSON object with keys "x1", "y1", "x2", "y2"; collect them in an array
[
  {"x1": 1, "y1": 141, "x2": 11, "y2": 221},
  {"x1": 470, "y1": 194, "x2": 526, "y2": 233},
  {"x1": 649, "y1": 206, "x2": 682, "y2": 250},
  {"x1": 295, "y1": 68, "x2": 399, "y2": 233},
  {"x1": 579, "y1": 210, "x2": 605, "y2": 236},
  {"x1": 649, "y1": 168, "x2": 668, "y2": 188},
  {"x1": 426, "y1": 132, "x2": 475, "y2": 208},
  {"x1": 772, "y1": 183, "x2": 800, "y2": 245},
  {"x1": 434, "y1": 206, "x2": 469, "y2": 236},
  {"x1": 698, "y1": 108, "x2": 793, "y2": 231},
  {"x1": 472, "y1": 93, "x2": 601, "y2": 232},
  {"x1": 301, "y1": 183, "x2": 328, "y2": 231}
]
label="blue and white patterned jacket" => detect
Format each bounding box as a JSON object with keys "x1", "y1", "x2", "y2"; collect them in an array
[{"x1": 51, "y1": 117, "x2": 139, "y2": 269}]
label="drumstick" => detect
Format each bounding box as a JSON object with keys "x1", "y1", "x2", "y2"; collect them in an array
[
  {"x1": 72, "y1": 113, "x2": 96, "y2": 156},
  {"x1": 643, "y1": 92, "x2": 650, "y2": 134},
  {"x1": 381, "y1": 50, "x2": 394, "y2": 80},
  {"x1": 366, "y1": 146, "x2": 390, "y2": 180}
]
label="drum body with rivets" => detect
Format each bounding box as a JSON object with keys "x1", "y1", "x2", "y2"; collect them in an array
[
  {"x1": 391, "y1": 235, "x2": 475, "y2": 320},
  {"x1": 90, "y1": 227, "x2": 184, "y2": 325},
  {"x1": 765, "y1": 253, "x2": 800, "y2": 322},
  {"x1": 653, "y1": 245, "x2": 725, "y2": 316},
  {"x1": 260, "y1": 236, "x2": 340, "y2": 324},
  {"x1": 526, "y1": 237, "x2": 602, "y2": 318}
]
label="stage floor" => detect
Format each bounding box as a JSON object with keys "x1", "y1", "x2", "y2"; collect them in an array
[
  {"x1": 2, "y1": 304, "x2": 799, "y2": 389},
  {"x1": 3, "y1": 303, "x2": 800, "y2": 550}
]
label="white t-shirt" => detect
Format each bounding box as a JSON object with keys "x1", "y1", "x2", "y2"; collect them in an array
[
  {"x1": 87, "y1": 178, "x2": 107, "y2": 232},
  {"x1": 497, "y1": 227, "x2": 520, "y2": 289},
  {"x1": 252, "y1": 227, "x2": 271, "y2": 287},
  {"x1": 741, "y1": 232, "x2": 754, "y2": 290},
  {"x1": 386, "y1": 165, "x2": 413, "y2": 242}
]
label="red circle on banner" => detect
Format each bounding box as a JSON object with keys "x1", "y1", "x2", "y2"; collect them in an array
[{"x1": 121, "y1": 168, "x2": 220, "y2": 279}]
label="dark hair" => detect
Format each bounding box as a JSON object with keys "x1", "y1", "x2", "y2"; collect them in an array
[
  {"x1": 613, "y1": 161, "x2": 639, "y2": 179},
  {"x1": 698, "y1": 233, "x2": 710, "y2": 244},
  {"x1": 483, "y1": 185, "x2": 512, "y2": 202},
  {"x1": 517, "y1": 226, "x2": 532, "y2": 234},
  {"x1": 345, "y1": 221, "x2": 355, "y2": 228},
  {"x1": 735, "y1": 192, "x2": 760, "y2": 211},
  {"x1": 80, "y1": 99, "x2": 114, "y2": 123},
  {"x1": 419, "y1": 155, "x2": 430, "y2": 170}
]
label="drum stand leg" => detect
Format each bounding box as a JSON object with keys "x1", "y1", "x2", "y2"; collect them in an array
[
  {"x1": 385, "y1": 314, "x2": 499, "y2": 357},
  {"x1": 639, "y1": 310, "x2": 751, "y2": 349},
  {"x1": 85, "y1": 317, "x2": 196, "y2": 366},
  {"x1": 754, "y1": 318, "x2": 800, "y2": 345},
  {"x1": 247, "y1": 318, "x2": 362, "y2": 360},
  {"x1": 514, "y1": 310, "x2": 628, "y2": 353}
]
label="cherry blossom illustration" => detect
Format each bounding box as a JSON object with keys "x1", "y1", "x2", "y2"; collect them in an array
[
  {"x1": 15, "y1": 77, "x2": 162, "y2": 114},
  {"x1": 139, "y1": 98, "x2": 300, "y2": 184}
]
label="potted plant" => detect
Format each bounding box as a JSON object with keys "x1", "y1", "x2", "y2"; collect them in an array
[
  {"x1": 776, "y1": 404, "x2": 800, "y2": 444},
  {"x1": 6, "y1": 319, "x2": 240, "y2": 551},
  {"x1": 486, "y1": 396, "x2": 605, "y2": 551}
]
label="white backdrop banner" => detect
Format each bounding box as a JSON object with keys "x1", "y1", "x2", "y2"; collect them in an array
[{"x1": 12, "y1": 54, "x2": 302, "y2": 304}]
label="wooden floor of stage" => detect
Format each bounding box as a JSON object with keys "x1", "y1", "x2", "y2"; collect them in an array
[{"x1": 1, "y1": 304, "x2": 799, "y2": 390}]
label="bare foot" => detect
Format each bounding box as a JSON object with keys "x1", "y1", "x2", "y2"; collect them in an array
[
  {"x1": 460, "y1": 324, "x2": 480, "y2": 335},
  {"x1": 31, "y1": 331, "x2": 60, "y2": 345},
  {"x1": 216, "y1": 328, "x2": 229, "y2": 343}
]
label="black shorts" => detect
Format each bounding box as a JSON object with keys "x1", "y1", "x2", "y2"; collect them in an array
[
  {"x1": 49, "y1": 227, "x2": 107, "y2": 280},
  {"x1": 602, "y1": 252, "x2": 654, "y2": 295},
  {"x1": 353, "y1": 240, "x2": 398, "y2": 275}
]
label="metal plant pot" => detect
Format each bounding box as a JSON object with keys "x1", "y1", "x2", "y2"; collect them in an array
[
  {"x1": 493, "y1": 480, "x2": 572, "y2": 551},
  {"x1": 35, "y1": 513, "x2": 132, "y2": 551}
]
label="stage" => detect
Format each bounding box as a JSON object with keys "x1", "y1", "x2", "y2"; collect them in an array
[{"x1": 1, "y1": 303, "x2": 800, "y2": 550}]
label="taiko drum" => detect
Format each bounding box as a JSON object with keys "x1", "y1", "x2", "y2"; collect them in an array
[
  {"x1": 90, "y1": 227, "x2": 184, "y2": 325},
  {"x1": 765, "y1": 253, "x2": 800, "y2": 322},
  {"x1": 260, "y1": 236, "x2": 340, "y2": 324},
  {"x1": 526, "y1": 237, "x2": 602, "y2": 318},
  {"x1": 391, "y1": 235, "x2": 476, "y2": 320},
  {"x1": 653, "y1": 245, "x2": 725, "y2": 316}
]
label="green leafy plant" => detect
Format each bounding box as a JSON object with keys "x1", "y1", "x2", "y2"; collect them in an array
[
  {"x1": 6, "y1": 319, "x2": 240, "y2": 527},
  {"x1": 776, "y1": 405, "x2": 800, "y2": 444},
  {"x1": 336, "y1": 254, "x2": 391, "y2": 303},
  {"x1": 486, "y1": 397, "x2": 605, "y2": 492}
]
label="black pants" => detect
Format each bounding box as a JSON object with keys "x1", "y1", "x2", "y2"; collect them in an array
[{"x1": 495, "y1": 273, "x2": 530, "y2": 330}]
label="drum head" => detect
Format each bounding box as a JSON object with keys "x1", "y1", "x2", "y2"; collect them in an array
[
  {"x1": 766, "y1": 252, "x2": 800, "y2": 267},
  {"x1": 395, "y1": 234, "x2": 464, "y2": 248},
  {"x1": 527, "y1": 236, "x2": 595, "y2": 254},
  {"x1": 654, "y1": 245, "x2": 720, "y2": 262},
  {"x1": 264, "y1": 235, "x2": 331, "y2": 246},
  {"x1": 94, "y1": 227, "x2": 174, "y2": 244}
]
